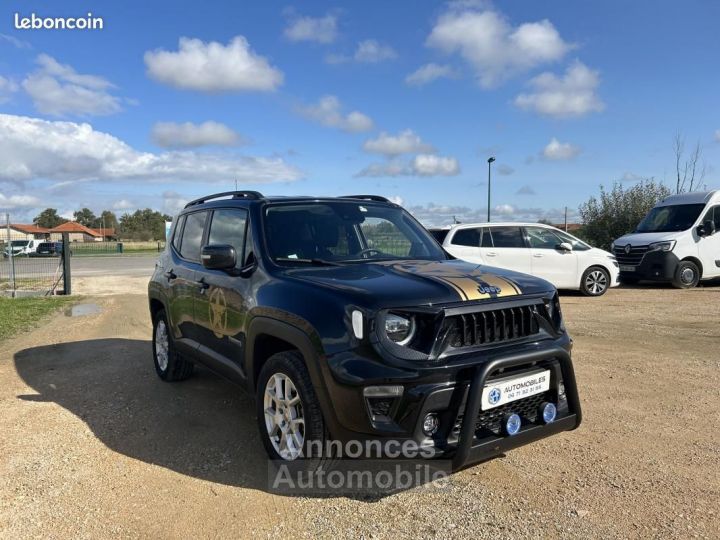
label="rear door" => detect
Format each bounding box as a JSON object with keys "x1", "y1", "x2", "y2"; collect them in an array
[
  {"x1": 445, "y1": 227, "x2": 483, "y2": 263},
  {"x1": 192, "y1": 207, "x2": 251, "y2": 383},
  {"x1": 698, "y1": 205, "x2": 720, "y2": 278},
  {"x1": 525, "y1": 226, "x2": 578, "y2": 288},
  {"x1": 480, "y1": 226, "x2": 532, "y2": 273},
  {"x1": 166, "y1": 211, "x2": 208, "y2": 348}
]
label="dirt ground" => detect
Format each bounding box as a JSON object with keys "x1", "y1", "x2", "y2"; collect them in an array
[{"x1": 0, "y1": 286, "x2": 718, "y2": 539}]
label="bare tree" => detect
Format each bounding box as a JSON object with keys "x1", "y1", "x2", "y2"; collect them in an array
[{"x1": 674, "y1": 132, "x2": 706, "y2": 193}]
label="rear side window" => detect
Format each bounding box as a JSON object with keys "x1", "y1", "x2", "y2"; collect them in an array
[
  {"x1": 171, "y1": 215, "x2": 185, "y2": 252},
  {"x1": 208, "y1": 209, "x2": 248, "y2": 266},
  {"x1": 489, "y1": 226, "x2": 525, "y2": 248},
  {"x1": 179, "y1": 211, "x2": 207, "y2": 261},
  {"x1": 429, "y1": 229, "x2": 449, "y2": 243},
  {"x1": 451, "y1": 228, "x2": 481, "y2": 247}
]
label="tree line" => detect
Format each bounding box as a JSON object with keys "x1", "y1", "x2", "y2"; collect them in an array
[{"x1": 32, "y1": 208, "x2": 171, "y2": 241}]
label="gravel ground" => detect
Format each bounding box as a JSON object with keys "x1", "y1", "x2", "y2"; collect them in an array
[{"x1": 0, "y1": 287, "x2": 718, "y2": 539}]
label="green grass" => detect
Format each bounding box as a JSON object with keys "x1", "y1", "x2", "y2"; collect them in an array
[{"x1": 0, "y1": 296, "x2": 77, "y2": 342}]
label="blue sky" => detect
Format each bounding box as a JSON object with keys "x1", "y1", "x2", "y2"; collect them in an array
[{"x1": 1, "y1": 0, "x2": 719, "y2": 225}]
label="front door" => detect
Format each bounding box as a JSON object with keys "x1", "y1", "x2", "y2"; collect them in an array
[
  {"x1": 525, "y1": 226, "x2": 578, "y2": 288},
  {"x1": 697, "y1": 205, "x2": 720, "y2": 278},
  {"x1": 480, "y1": 226, "x2": 532, "y2": 274},
  {"x1": 192, "y1": 207, "x2": 251, "y2": 383}
]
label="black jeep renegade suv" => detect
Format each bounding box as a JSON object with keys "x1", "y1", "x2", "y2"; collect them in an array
[{"x1": 148, "y1": 192, "x2": 581, "y2": 469}]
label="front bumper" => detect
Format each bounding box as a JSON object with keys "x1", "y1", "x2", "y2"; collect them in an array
[
  {"x1": 320, "y1": 341, "x2": 581, "y2": 470},
  {"x1": 619, "y1": 250, "x2": 680, "y2": 282}
]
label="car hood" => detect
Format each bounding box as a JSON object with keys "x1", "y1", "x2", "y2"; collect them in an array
[
  {"x1": 281, "y1": 259, "x2": 554, "y2": 309},
  {"x1": 613, "y1": 231, "x2": 683, "y2": 246}
]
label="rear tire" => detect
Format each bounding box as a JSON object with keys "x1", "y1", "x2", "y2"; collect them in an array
[
  {"x1": 580, "y1": 266, "x2": 610, "y2": 296},
  {"x1": 152, "y1": 309, "x2": 194, "y2": 381},
  {"x1": 256, "y1": 351, "x2": 327, "y2": 463},
  {"x1": 672, "y1": 260, "x2": 700, "y2": 289}
]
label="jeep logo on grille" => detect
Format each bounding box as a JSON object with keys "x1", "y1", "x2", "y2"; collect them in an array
[{"x1": 624, "y1": 244, "x2": 632, "y2": 254}]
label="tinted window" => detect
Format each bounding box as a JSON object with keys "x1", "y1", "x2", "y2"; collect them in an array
[
  {"x1": 429, "y1": 229, "x2": 449, "y2": 243},
  {"x1": 481, "y1": 228, "x2": 493, "y2": 247},
  {"x1": 636, "y1": 204, "x2": 706, "y2": 233},
  {"x1": 179, "y1": 211, "x2": 206, "y2": 261},
  {"x1": 702, "y1": 206, "x2": 720, "y2": 229},
  {"x1": 489, "y1": 227, "x2": 525, "y2": 248},
  {"x1": 451, "y1": 228, "x2": 481, "y2": 247},
  {"x1": 360, "y1": 217, "x2": 412, "y2": 257},
  {"x1": 171, "y1": 215, "x2": 185, "y2": 252},
  {"x1": 208, "y1": 209, "x2": 248, "y2": 265}
]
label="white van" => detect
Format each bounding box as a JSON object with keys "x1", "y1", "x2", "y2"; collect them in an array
[
  {"x1": 612, "y1": 190, "x2": 720, "y2": 288},
  {"x1": 2, "y1": 239, "x2": 42, "y2": 258},
  {"x1": 431, "y1": 223, "x2": 620, "y2": 296}
]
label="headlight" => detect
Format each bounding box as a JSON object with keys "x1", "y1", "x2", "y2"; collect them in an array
[
  {"x1": 385, "y1": 313, "x2": 416, "y2": 345},
  {"x1": 544, "y1": 294, "x2": 565, "y2": 333},
  {"x1": 648, "y1": 240, "x2": 676, "y2": 252}
]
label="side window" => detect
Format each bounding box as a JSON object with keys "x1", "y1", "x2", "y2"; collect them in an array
[
  {"x1": 171, "y1": 215, "x2": 185, "y2": 252},
  {"x1": 450, "y1": 228, "x2": 481, "y2": 247},
  {"x1": 704, "y1": 206, "x2": 720, "y2": 229},
  {"x1": 179, "y1": 211, "x2": 207, "y2": 262},
  {"x1": 481, "y1": 228, "x2": 493, "y2": 247},
  {"x1": 208, "y1": 209, "x2": 248, "y2": 266},
  {"x1": 490, "y1": 226, "x2": 525, "y2": 248},
  {"x1": 526, "y1": 226, "x2": 562, "y2": 249}
]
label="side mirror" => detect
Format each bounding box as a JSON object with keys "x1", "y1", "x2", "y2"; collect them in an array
[
  {"x1": 201, "y1": 244, "x2": 236, "y2": 270},
  {"x1": 557, "y1": 242, "x2": 573, "y2": 252},
  {"x1": 702, "y1": 220, "x2": 716, "y2": 236}
]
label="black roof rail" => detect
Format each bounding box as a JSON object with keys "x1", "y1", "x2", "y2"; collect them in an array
[
  {"x1": 340, "y1": 195, "x2": 392, "y2": 203},
  {"x1": 184, "y1": 191, "x2": 264, "y2": 209}
]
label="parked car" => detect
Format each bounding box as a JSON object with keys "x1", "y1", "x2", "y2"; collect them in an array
[
  {"x1": 2, "y1": 238, "x2": 42, "y2": 258},
  {"x1": 432, "y1": 223, "x2": 619, "y2": 296},
  {"x1": 34, "y1": 241, "x2": 64, "y2": 257},
  {"x1": 148, "y1": 192, "x2": 581, "y2": 469},
  {"x1": 612, "y1": 190, "x2": 720, "y2": 288}
]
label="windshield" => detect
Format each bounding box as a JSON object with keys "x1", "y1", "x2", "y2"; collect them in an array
[
  {"x1": 264, "y1": 201, "x2": 446, "y2": 264},
  {"x1": 11, "y1": 240, "x2": 29, "y2": 247},
  {"x1": 635, "y1": 204, "x2": 706, "y2": 233}
]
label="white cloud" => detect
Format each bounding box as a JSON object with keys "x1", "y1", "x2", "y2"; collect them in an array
[
  {"x1": 494, "y1": 204, "x2": 515, "y2": 215},
  {"x1": 284, "y1": 13, "x2": 338, "y2": 44},
  {"x1": 542, "y1": 137, "x2": 581, "y2": 160},
  {"x1": 362, "y1": 130, "x2": 434, "y2": 156},
  {"x1": 405, "y1": 63, "x2": 458, "y2": 86},
  {"x1": 426, "y1": 7, "x2": 572, "y2": 87},
  {"x1": 0, "y1": 76, "x2": 18, "y2": 103},
  {"x1": 112, "y1": 199, "x2": 134, "y2": 210},
  {"x1": 412, "y1": 154, "x2": 460, "y2": 176},
  {"x1": 0, "y1": 113, "x2": 302, "y2": 185},
  {"x1": 151, "y1": 121, "x2": 243, "y2": 148},
  {"x1": 144, "y1": 36, "x2": 283, "y2": 92},
  {"x1": 161, "y1": 191, "x2": 189, "y2": 214},
  {"x1": 0, "y1": 192, "x2": 40, "y2": 209},
  {"x1": 514, "y1": 61, "x2": 604, "y2": 118},
  {"x1": 0, "y1": 33, "x2": 31, "y2": 49},
  {"x1": 388, "y1": 195, "x2": 404, "y2": 206},
  {"x1": 406, "y1": 202, "x2": 578, "y2": 227},
  {"x1": 22, "y1": 54, "x2": 122, "y2": 116},
  {"x1": 356, "y1": 155, "x2": 460, "y2": 177},
  {"x1": 296, "y1": 95, "x2": 373, "y2": 132},
  {"x1": 326, "y1": 40, "x2": 397, "y2": 64}
]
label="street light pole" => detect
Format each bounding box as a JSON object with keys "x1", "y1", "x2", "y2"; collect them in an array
[{"x1": 487, "y1": 157, "x2": 495, "y2": 222}]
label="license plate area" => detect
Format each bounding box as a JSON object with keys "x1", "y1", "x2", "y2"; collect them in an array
[
  {"x1": 619, "y1": 265, "x2": 635, "y2": 272},
  {"x1": 481, "y1": 369, "x2": 551, "y2": 411}
]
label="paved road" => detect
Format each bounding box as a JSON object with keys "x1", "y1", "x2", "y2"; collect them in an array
[{"x1": 0, "y1": 255, "x2": 157, "y2": 279}]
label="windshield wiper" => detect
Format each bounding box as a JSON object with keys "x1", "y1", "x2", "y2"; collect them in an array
[{"x1": 275, "y1": 257, "x2": 342, "y2": 266}]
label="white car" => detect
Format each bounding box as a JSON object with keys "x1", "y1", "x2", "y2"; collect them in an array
[
  {"x1": 612, "y1": 190, "x2": 720, "y2": 288},
  {"x1": 430, "y1": 222, "x2": 620, "y2": 296},
  {"x1": 3, "y1": 239, "x2": 42, "y2": 258}
]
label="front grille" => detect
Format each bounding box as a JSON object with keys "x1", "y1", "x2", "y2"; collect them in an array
[
  {"x1": 452, "y1": 391, "x2": 551, "y2": 437},
  {"x1": 443, "y1": 305, "x2": 540, "y2": 348},
  {"x1": 613, "y1": 245, "x2": 649, "y2": 266}
]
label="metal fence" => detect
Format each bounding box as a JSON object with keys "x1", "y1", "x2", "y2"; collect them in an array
[
  {"x1": 2, "y1": 215, "x2": 69, "y2": 297},
  {"x1": 67, "y1": 240, "x2": 165, "y2": 256}
]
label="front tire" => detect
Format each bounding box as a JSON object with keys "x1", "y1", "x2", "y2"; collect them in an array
[
  {"x1": 152, "y1": 309, "x2": 194, "y2": 381},
  {"x1": 672, "y1": 260, "x2": 700, "y2": 289},
  {"x1": 580, "y1": 266, "x2": 610, "y2": 296},
  {"x1": 256, "y1": 351, "x2": 326, "y2": 462}
]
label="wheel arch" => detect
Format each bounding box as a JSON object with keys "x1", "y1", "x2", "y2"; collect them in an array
[
  {"x1": 680, "y1": 256, "x2": 703, "y2": 278},
  {"x1": 579, "y1": 263, "x2": 612, "y2": 289}
]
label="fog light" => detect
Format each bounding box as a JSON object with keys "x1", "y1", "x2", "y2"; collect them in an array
[
  {"x1": 558, "y1": 382, "x2": 566, "y2": 401},
  {"x1": 504, "y1": 413, "x2": 521, "y2": 436},
  {"x1": 540, "y1": 402, "x2": 557, "y2": 424},
  {"x1": 422, "y1": 413, "x2": 439, "y2": 436}
]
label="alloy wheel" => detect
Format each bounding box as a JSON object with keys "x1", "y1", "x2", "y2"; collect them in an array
[
  {"x1": 585, "y1": 270, "x2": 608, "y2": 295},
  {"x1": 264, "y1": 373, "x2": 305, "y2": 460},
  {"x1": 155, "y1": 319, "x2": 169, "y2": 372}
]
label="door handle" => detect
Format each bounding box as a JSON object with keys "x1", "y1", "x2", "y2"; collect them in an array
[
  {"x1": 486, "y1": 252, "x2": 497, "y2": 257},
  {"x1": 164, "y1": 269, "x2": 177, "y2": 281},
  {"x1": 195, "y1": 277, "x2": 210, "y2": 292},
  {"x1": 533, "y1": 253, "x2": 543, "y2": 258}
]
